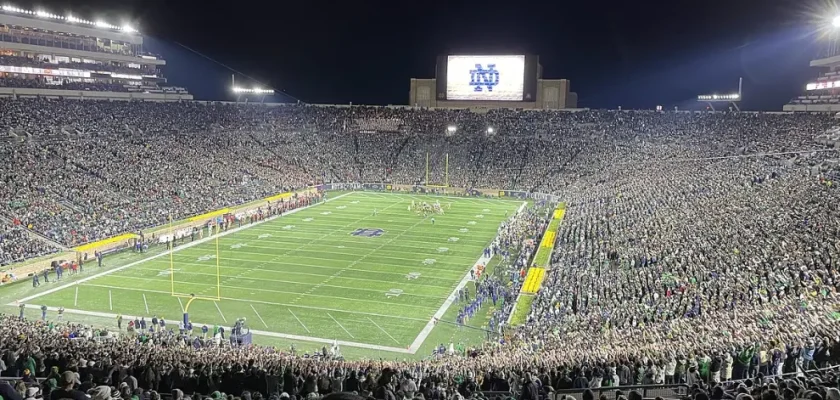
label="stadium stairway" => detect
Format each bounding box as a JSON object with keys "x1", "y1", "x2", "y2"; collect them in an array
[
  {"x1": 527, "y1": 148, "x2": 582, "y2": 193},
  {"x1": 510, "y1": 142, "x2": 533, "y2": 189},
  {"x1": 0, "y1": 213, "x2": 68, "y2": 251}
]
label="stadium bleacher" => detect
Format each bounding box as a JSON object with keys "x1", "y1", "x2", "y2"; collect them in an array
[{"x1": 0, "y1": 100, "x2": 838, "y2": 400}]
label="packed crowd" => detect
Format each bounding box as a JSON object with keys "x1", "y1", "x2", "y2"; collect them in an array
[
  {"x1": 0, "y1": 101, "x2": 834, "y2": 251},
  {"x1": 0, "y1": 54, "x2": 160, "y2": 76},
  {"x1": 0, "y1": 100, "x2": 839, "y2": 399},
  {"x1": 0, "y1": 77, "x2": 128, "y2": 92},
  {"x1": 0, "y1": 226, "x2": 57, "y2": 266}
]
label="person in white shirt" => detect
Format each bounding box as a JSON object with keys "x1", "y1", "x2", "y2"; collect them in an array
[{"x1": 665, "y1": 356, "x2": 677, "y2": 384}]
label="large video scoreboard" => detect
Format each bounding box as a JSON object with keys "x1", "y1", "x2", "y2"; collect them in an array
[{"x1": 435, "y1": 55, "x2": 538, "y2": 102}]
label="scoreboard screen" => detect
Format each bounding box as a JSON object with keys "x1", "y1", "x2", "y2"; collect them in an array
[
  {"x1": 436, "y1": 55, "x2": 538, "y2": 102},
  {"x1": 445, "y1": 55, "x2": 525, "y2": 101}
]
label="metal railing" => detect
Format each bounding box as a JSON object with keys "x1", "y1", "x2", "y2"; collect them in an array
[
  {"x1": 547, "y1": 365, "x2": 840, "y2": 400},
  {"x1": 551, "y1": 385, "x2": 689, "y2": 400}
]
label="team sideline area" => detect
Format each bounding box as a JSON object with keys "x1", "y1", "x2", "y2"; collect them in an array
[{"x1": 14, "y1": 192, "x2": 523, "y2": 351}]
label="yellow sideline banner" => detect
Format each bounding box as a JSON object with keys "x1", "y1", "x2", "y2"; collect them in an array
[
  {"x1": 517, "y1": 203, "x2": 566, "y2": 294},
  {"x1": 264, "y1": 192, "x2": 292, "y2": 202},
  {"x1": 539, "y1": 231, "x2": 556, "y2": 249},
  {"x1": 73, "y1": 233, "x2": 138, "y2": 253},
  {"x1": 521, "y1": 267, "x2": 546, "y2": 294},
  {"x1": 188, "y1": 208, "x2": 231, "y2": 222},
  {"x1": 510, "y1": 203, "x2": 566, "y2": 325}
]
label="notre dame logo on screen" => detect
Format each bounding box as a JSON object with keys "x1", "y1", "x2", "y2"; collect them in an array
[{"x1": 470, "y1": 64, "x2": 500, "y2": 92}]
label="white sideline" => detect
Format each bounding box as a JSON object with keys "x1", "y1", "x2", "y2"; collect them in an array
[
  {"x1": 406, "y1": 200, "x2": 528, "y2": 353},
  {"x1": 11, "y1": 192, "x2": 354, "y2": 305},
  {"x1": 20, "y1": 304, "x2": 413, "y2": 354}
]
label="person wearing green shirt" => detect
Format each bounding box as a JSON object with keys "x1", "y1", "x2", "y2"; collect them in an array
[
  {"x1": 735, "y1": 344, "x2": 755, "y2": 380},
  {"x1": 698, "y1": 355, "x2": 710, "y2": 381},
  {"x1": 23, "y1": 355, "x2": 35, "y2": 377}
]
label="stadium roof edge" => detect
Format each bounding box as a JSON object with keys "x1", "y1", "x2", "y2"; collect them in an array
[{"x1": 810, "y1": 55, "x2": 840, "y2": 68}]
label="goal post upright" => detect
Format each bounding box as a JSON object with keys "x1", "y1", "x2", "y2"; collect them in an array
[
  {"x1": 169, "y1": 214, "x2": 175, "y2": 296},
  {"x1": 425, "y1": 151, "x2": 430, "y2": 185},
  {"x1": 215, "y1": 229, "x2": 221, "y2": 301},
  {"x1": 445, "y1": 153, "x2": 449, "y2": 187}
]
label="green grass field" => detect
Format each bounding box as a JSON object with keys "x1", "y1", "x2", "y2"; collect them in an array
[{"x1": 16, "y1": 192, "x2": 523, "y2": 354}]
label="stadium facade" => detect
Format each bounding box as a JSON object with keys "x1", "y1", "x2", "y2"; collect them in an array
[
  {"x1": 785, "y1": 42, "x2": 840, "y2": 112},
  {"x1": 409, "y1": 54, "x2": 578, "y2": 109},
  {"x1": 0, "y1": 7, "x2": 191, "y2": 101}
]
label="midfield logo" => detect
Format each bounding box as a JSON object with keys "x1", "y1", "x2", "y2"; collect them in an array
[
  {"x1": 469, "y1": 64, "x2": 500, "y2": 92},
  {"x1": 351, "y1": 228, "x2": 385, "y2": 237}
]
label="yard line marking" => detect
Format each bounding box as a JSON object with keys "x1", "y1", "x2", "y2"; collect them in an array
[
  {"x1": 20, "y1": 304, "x2": 412, "y2": 353},
  {"x1": 214, "y1": 301, "x2": 227, "y2": 323},
  {"x1": 108, "y1": 290, "x2": 112, "y2": 311},
  {"x1": 288, "y1": 309, "x2": 309, "y2": 333},
  {"x1": 288, "y1": 198, "x2": 408, "y2": 303},
  {"x1": 142, "y1": 293, "x2": 149, "y2": 314},
  {"x1": 407, "y1": 200, "x2": 529, "y2": 354},
  {"x1": 216, "y1": 194, "x2": 405, "y2": 304},
  {"x1": 134, "y1": 264, "x2": 456, "y2": 289},
  {"x1": 229, "y1": 245, "x2": 477, "y2": 262},
  {"x1": 327, "y1": 313, "x2": 355, "y2": 338},
  {"x1": 299, "y1": 211, "x2": 430, "y2": 302},
  {"x1": 367, "y1": 317, "x2": 400, "y2": 345},
  {"x1": 78, "y1": 283, "x2": 429, "y2": 322},
  {"x1": 10, "y1": 192, "x2": 355, "y2": 306},
  {"x1": 108, "y1": 273, "x2": 448, "y2": 302},
  {"x1": 177, "y1": 297, "x2": 185, "y2": 313},
  {"x1": 171, "y1": 254, "x2": 469, "y2": 275},
  {"x1": 74, "y1": 286, "x2": 78, "y2": 307},
  {"x1": 250, "y1": 304, "x2": 268, "y2": 328}
]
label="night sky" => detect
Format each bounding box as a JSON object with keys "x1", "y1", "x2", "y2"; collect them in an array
[{"x1": 33, "y1": 0, "x2": 831, "y2": 109}]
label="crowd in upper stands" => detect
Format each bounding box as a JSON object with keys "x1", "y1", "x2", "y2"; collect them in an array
[
  {"x1": 0, "y1": 55, "x2": 159, "y2": 76},
  {"x1": 0, "y1": 99, "x2": 839, "y2": 400},
  {"x1": 0, "y1": 100, "x2": 835, "y2": 251},
  {"x1": 0, "y1": 77, "x2": 129, "y2": 92}
]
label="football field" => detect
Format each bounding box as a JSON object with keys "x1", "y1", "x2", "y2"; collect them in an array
[{"x1": 17, "y1": 192, "x2": 523, "y2": 353}]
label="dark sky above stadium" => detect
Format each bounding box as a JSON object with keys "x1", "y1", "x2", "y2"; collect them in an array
[{"x1": 38, "y1": 0, "x2": 826, "y2": 109}]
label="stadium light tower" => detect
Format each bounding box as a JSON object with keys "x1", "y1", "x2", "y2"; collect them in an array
[
  {"x1": 446, "y1": 125, "x2": 457, "y2": 134},
  {"x1": 231, "y1": 86, "x2": 274, "y2": 103},
  {"x1": 697, "y1": 77, "x2": 743, "y2": 111}
]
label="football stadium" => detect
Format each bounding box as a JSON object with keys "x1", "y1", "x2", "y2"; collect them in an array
[{"x1": 0, "y1": 3, "x2": 840, "y2": 400}]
